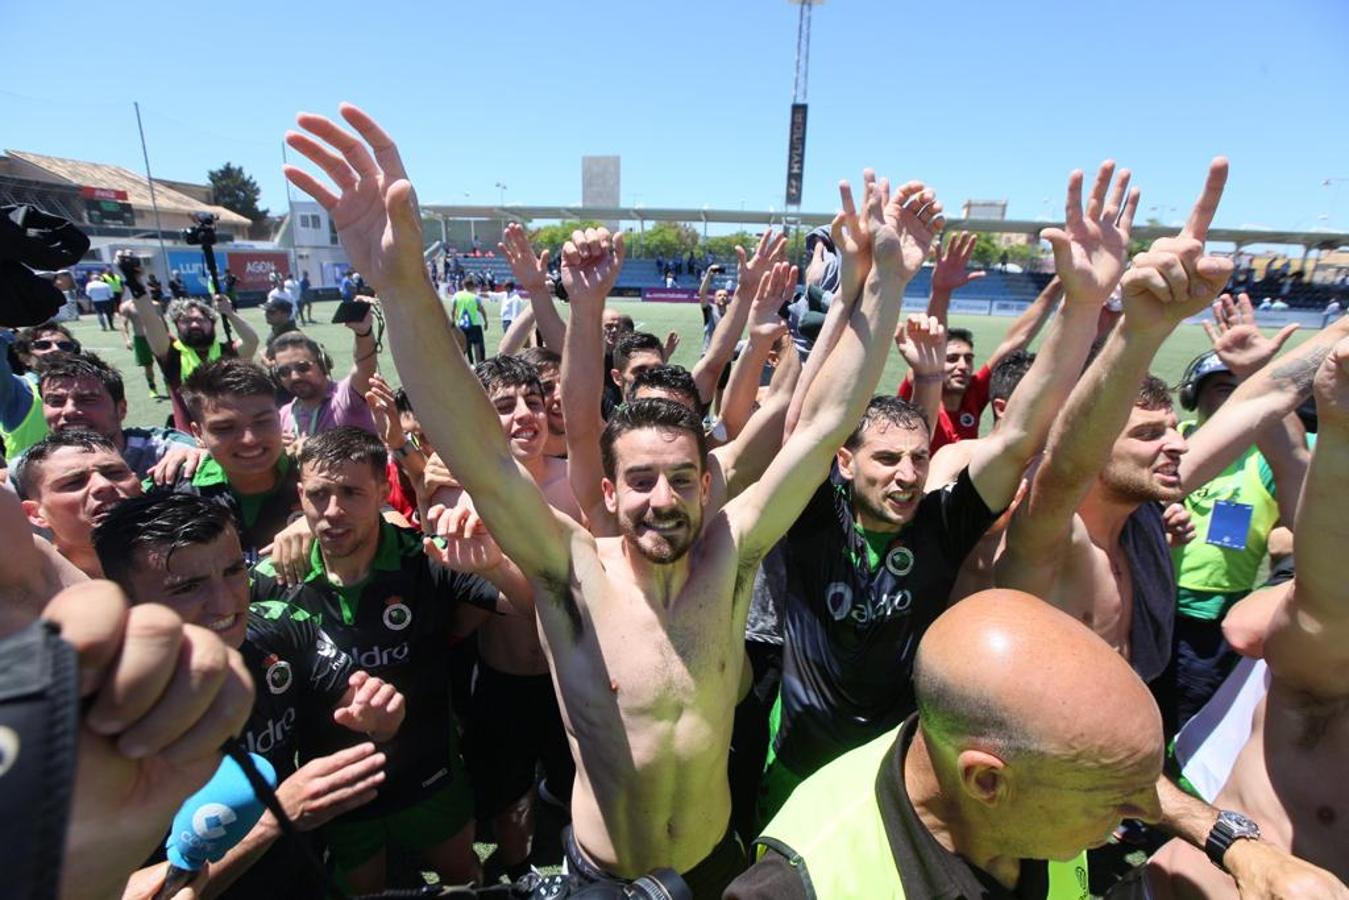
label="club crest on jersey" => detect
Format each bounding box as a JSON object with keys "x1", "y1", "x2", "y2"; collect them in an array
[
  {"x1": 383, "y1": 597, "x2": 412, "y2": 631},
  {"x1": 885, "y1": 546, "x2": 915, "y2": 577},
  {"x1": 958, "y1": 411, "x2": 976, "y2": 429},
  {"x1": 264, "y1": 654, "x2": 292, "y2": 695},
  {"x1": 826, "y1": 583, "x2": 853, "y2": 621}
]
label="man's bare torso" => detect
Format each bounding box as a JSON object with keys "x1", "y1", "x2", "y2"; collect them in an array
[
  {"x1": 1046, "y1": 517, "x2": 1134, "y2": 657},
  {"x1": 1147, "y1": 685, "x2": 1349, "y2": 895},
  {"x1": 533, "y1": 515, "x2": 751, "y2": 878}
]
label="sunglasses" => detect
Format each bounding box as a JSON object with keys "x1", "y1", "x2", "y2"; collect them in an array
[
  {"x1": 32, "y1": 340, "x2": 77, "y2": 352},
  {"x1": 275, "y1": 360, "x2": 314, "y2": 377}
]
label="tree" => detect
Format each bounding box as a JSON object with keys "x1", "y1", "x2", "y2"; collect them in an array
[
  {"x1": 635, "y1": 221, "x2": 699, "y2": 260},
  {"x1": 701, "y1": 230, "x2": 759, "y2": 260},
  {"x1": 529, "y1": 220, "x2": 603, "y2": 255},
  {"x1": 207, "y1": 163, "x2": 268, "y2": 223},
  {"x1": 971, "y1": 232, "x2": 1002, "y2": 267}
]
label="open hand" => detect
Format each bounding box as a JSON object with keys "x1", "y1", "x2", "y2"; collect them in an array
[
  {"x1": 748, "y1": 264, "x2": 794, "y2": 343},
  {"x1": 1313, "y1": 334, "x2": 1349, "y2": 426},
  {"x1": 425, "y1": 499, "x2": 504, "y2": 574},
  {"x1": 734, "y1": 229, "x2": 788, "y2": 300},
  {"x1": 561, "y1": 226, "x2": 626, "y2": 309},
  {"x1": 1041, "y1": 160, "x2": 1139, "y2": 307},
  {"x1": 499, "y1": 222, "x2": 551, "y2": 293},
  {"x1": 894, "y1": 314, "x2": 947, "y2": 378},
  {"x1": 273, "y1": 743, "x2": 386, "y2": 832},
  {"x1": 1203, "y1": 292, "x2": 1299, "y2": 379},
  {"x1": 871, "y1": 179, "x2": 945, "y2": 281},
  {"x1": 364, "y1": 373, "x2": 403, "y2": 451},
  {"x1": 931, "y1": 231, "x2": 986, "y2": 295},
  {"x1": 284, "y1": 104, "x2": 427, "y2": 294},
  {"x1": 333, "y1": 671, "x2": 405, "y2": 741}
]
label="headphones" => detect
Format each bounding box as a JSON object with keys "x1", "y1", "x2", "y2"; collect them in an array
[{"x1": 1178, "y1": 350, "x2": 1221, "y2": 411}]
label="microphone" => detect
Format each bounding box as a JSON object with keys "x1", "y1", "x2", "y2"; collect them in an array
[{"x1": 154, "y1": 752, "x2": 277, "y2": 899}]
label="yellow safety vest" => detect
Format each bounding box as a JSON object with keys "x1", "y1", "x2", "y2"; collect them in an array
[
  {"x1": 757, "y1": 726, "x2": 1090, "y2": 900},
  {"x1": 173, "y1": 340, "x2": 223, "y2": 381},
  {"x1": 1, "y1": 376, "x2": 49, "y2": 458}
]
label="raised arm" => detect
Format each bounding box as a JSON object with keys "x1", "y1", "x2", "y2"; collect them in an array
[
  {"x1": 496, "y1": 304, "x2": 537, "y2": 356},
  {"x1": 1261, "y1": 336, "x2": 1349, "y2": 698},
  {"x1": 283, "y1": 103, "x2": 570, "y2": 583},
  {"x1": 893, "y1": 314, "x2": 946, "y2": 433},
  {"x1": 969, "y1": 162, "x2": 1138, "y2": 512},
  {"x1": 691, "y1": 229, "x2": 785, "y2": 405},
  {"x1": 785, "y1": 177, "x2": 874, "y2": 437},
  {"x1": 215, "y1": 295, "x2": 259, "y2": 360},
  {"x1": 559, "y1": 229, "x2": 627, "y2": 536},
  {"x1": 926, "y1": 230, "x2": 985, "y2": 325},
  {"x1": 729, "y1": 177, "x2": 943, "y2": 558},
  {"x1": 499, "y1": 222, "x2": 566, "y2": 352},
  {"x1": 717, "y1": 280, "x2": 788, "y2": 441},
  {"x1": 1000, "y1": 159, "x2": 1232, "y2": 585},
  {"x1": 130, "y1": 290, "x2": 173, "y2": 360},
  {"x1": 344, "y1": 299, "x2": 379, "y2": 396},
  {"x1": 985, "y1": 275, "x2": 1064, "y2": 371}
]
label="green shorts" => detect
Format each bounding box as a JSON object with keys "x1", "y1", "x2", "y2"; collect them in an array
[
  {"x1": 756, "y1": 692, "x2": 806, "y2": 829},
  {"x1": 132, "y1": 334, "x2": 154, "y2": 367},
  {"x1": 323, "y1": 755, "x2": 474, "y2": 873}
]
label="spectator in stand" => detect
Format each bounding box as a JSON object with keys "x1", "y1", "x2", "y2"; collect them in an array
[
  {"x1": 274, "y1": 303, "x2": 379, "y2": 442},
  {"x1": 300, "y1": 269, "x2": 314, "y2": 323},
  {"x1": 665, "y1": 270, "x2": 677, "y2": 288},
  {"x1": 499, "y1": 279, "x2": 523, "y2": 333},
  {"x1": 451, "y1": 275, "x2": 489, "y2": 363},
  {"x1": 897, "y1": 233, "x2": 1061, "y2": 451},
  {"x1": 129, "y1": 293, "x2": 260, "y2": 432},
  {"x1": 17, "y1": 351, "x2": 204, "y2": 479},
  {"x1": 86, "y1": 271, "x2": 116, "y2": 331}
]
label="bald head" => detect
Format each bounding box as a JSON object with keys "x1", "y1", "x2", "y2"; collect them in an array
[{"x1": 915, "y1": 589, "x2": 1160, "y2": 765}]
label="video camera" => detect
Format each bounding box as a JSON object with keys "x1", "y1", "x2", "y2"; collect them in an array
[{"x1": 181, "y1": 211, "x2": 218, "y2": 248}]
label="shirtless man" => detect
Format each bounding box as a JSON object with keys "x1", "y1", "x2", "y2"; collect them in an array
[
  {"x1": 281, "y1": 101, "x2": 942, "y2": 895},
  {"x1": 1145, "y1": 337, "x2": 1349, "y2": 894},
  {"x1": 997, "y1": 159, "x2": 1349, "y2": 685}
]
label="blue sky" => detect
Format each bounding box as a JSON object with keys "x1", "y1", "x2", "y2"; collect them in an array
[{"x1": 4, "y1": 0, "x2": 1347, "y2": 237}]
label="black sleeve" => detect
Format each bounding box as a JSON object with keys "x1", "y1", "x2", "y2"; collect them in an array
[
  {"x1": 928, "y1": 466, "x2": 999, "y2": 564},
  {"x1": 786, "y1": 474, "x2": 840, "y2": 544},
  {"x1": 723, "y1": 850, "x2": 810, "y2": 900},
  {"x1": 424, "y1": 558, "x2": 505, "y2": 631},
  {"x1": 702, "y1": 304, "x2": 713, "y2": 324}
]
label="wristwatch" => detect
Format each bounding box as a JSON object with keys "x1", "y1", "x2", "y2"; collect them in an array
[{"x1": 1205, "y1": 810, "x2": 1261, "y2": 871}]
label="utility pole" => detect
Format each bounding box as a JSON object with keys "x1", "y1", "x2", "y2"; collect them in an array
[{"x1": 785, "y1": 0, "x2": 823, "y2": 265}]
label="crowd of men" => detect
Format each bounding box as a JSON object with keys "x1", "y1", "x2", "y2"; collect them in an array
[{"x1": 3, "y1": 102, "x2": 1348, "y2": 900}]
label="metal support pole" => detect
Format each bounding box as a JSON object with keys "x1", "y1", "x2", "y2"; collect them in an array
[{"x1": 133, "y1": 101, "x2": 171, "y2": 279}]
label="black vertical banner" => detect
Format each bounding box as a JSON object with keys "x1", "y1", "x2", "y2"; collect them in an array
[{"x1": 785, "y1": 103, "x2": 808, "y2": 206}]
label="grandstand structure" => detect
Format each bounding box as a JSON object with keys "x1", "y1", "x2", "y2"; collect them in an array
[{"x1": 421, "y1": 203, "x2": 1349, "y2": 309}]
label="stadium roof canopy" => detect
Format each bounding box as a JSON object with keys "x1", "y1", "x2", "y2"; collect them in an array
[{"x1": 419, "y1": 204, "x2": 1349, "y2": 252}]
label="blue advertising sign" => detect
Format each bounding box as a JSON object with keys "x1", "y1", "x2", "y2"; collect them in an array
[{"x1": 167, "y1": 250, "x2": 219, "y2": 295}]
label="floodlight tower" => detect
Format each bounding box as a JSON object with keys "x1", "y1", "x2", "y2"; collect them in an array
[{"x1": 785, "y1": 0, "x2": 823, "y2": 257}]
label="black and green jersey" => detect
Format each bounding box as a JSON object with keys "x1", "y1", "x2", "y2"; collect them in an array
[
  {"x1": 158, "y1": 600, "x2": 354, "y2": 900},
  {"x1": 251, "y1": 520, "x2": 501, "y2": 819},
  {"x1": 157, "y1": 454, "x2": 301, "y2": 564}
]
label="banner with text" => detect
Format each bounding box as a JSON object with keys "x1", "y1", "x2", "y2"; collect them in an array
[
  {"x1": 167, "y1": 250, "x2": 219, "y2": 295},
  {"x1": 228, "y1": 251, "x2": 291, "y2": 293},
  {"x1": 642, "y1": 287, "x2": 701, "y2": 303}
]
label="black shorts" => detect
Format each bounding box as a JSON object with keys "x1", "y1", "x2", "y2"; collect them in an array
[
  {"x1": 563, "y1": 824, "x2": 747, "y2": 900},
  {"x1": 466, "y1": 662, "x2": 574, "y2": 818}
]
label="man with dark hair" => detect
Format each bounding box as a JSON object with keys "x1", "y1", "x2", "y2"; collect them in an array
[
  {"x1": 997, "y1": 160, "x2": 1347, "y2": 701},
  {"x1": 94, "y1": 492, "x2": 405, "y2": 900},
  {"x1": 18, "y1": 351, "x2": 202, "y2": 478},
  {"x1": 606, "y1": 330, "x2": 665, "y2": 417},
  {"x1": 130, "y1": 292, "x2": 260, "y2": 431},
  {"x1": 285, "y1": 103, "x2": 942, "y2": 895},
  {"x1": 254, "y1": 425, "x2": 529, "y2": 893},
  {"x1": 0, "y1": 323, "x2": 83, "y2": 458},
  {"x1": 629, "y1": 364, "x2": 700, "y2": 411},
  {"x1": 756, "y1": 164, "x2": 1138, "y2": 826},
  {"x1": 262, "y1": 297, "x2": 300, "y2": 340},
  {"x1": 426, "y1": 354, "x2": 581, "y2": 882},
  {"x1": 518, "y1": 346, "x2": 566, "y2": 457},
  {"x1": 171, "y1": 358, "x2": 299, "y2": 559},
  {"x1": 896, "y1": 247, "x2": 1063, "y2": 451},
  {"x1": 273, "y1": 304, "x2": 378, "y2": 440},
  {"x1": 14, "y1": 429, "x2": 141, "y2": 576}
]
